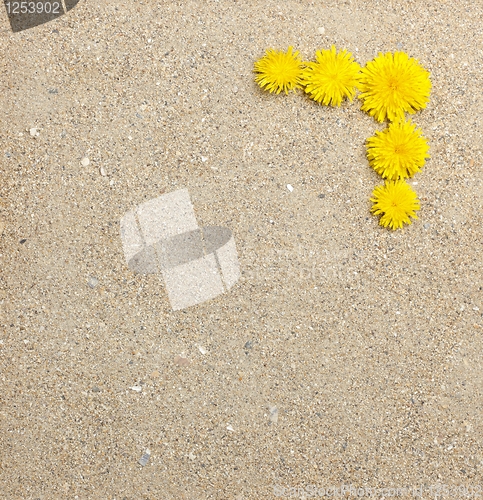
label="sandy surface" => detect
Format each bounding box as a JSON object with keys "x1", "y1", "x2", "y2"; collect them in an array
[{"x1": 1, "y1": 0, "x2": 483, "y2": 498}]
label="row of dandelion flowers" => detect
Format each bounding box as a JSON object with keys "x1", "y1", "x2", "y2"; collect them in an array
[{"x1": 254, "y1": 46, "x2": 431, "y2": 230}]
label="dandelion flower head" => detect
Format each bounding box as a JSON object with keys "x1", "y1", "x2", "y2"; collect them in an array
[
  {"x1": 359, "y1": 51, "x2": 431, "y2": 122},
  {"x1": 301, "y1": 45, "x2": 361, "y2": 106},
  {"x1": 366, "y1": 119, "x2": 430, "y2": 180},
  {"x1": 254, "y1": 46, "x2": 304, "y2": 95},
  {"x1": 370, "y1": 180, "x2": 420, "y2": 230}
]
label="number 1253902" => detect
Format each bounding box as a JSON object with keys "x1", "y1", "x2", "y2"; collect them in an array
[{"x1": 5, "y1": 2, "x2": 61, "y2": 14}]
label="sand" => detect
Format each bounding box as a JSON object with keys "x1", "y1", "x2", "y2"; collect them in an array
[{"x1": 1, "y1": 0, "x2": 483, "y2": 498}]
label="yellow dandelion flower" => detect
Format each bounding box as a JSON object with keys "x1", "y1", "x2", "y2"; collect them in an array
[
  {"x1": 359, "y1": 51, "x2": 431, "y2": 122},
  {"x1": 254, "y1": 47, "x2": 303, "y2": 95},
  {"x1": 366, "y1": 119, "x2": 430, "y2": 180},
  {"x1": 370, "y1": 180, "x2": 420, "y2": 230},
  {"x1": 301, "y1": 45, "x2": 361, "y2": 106}
]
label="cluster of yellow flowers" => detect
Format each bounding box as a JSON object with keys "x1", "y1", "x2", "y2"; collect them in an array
[{"x1": 254, "y1": 46, "x2": 431, "y2": 230}]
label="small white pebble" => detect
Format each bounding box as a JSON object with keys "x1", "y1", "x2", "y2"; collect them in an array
[
  {"x1": 29, "y1": 128, "x2": 40, "y2": 137},
  {"x1": 130, "y1": 386, "x2": 142, "y2": 392},
  {"x1": 138, "y1": 449, "x2": 151, "y2": 466},
  {"x1": 100, "y1": 167, "x2": 107, "y2": 176},
  {"x1": 198, "y1": 345, "x2": 207, "y2": 355},
  {"x1": 81, "y1": 157, "x2": 90, "y2": 167},
  {"x1": 128, "y1": 136, "x2": 133, "y2": 140},
  {"x1": 268, "y1": 405, "x2": 279, "y2": 423},
  {"x1": 188, "y1": 452, "x2": 196, "y2": 460},
  {"x1": 226, "y1": 425, "x2": 234, "y2": 432},
  {"x1": 201, "y1": 156, "x2": 208, "y2": 162},
  {"x1": 287, "y1": 184, "x2": 294, "y2": 192},
  {"x1": 318, "y1": 26, "x2": 325, "y2": 34}
]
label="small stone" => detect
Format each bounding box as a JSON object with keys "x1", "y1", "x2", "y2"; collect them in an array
[
  {"x1": 318, "y1": 26, "x2": 325, "y2": 34},
  {"x1": 29, "y1": 128, "x2": 40, "y2": 137},
  {"x1": 150, "y1": 370, "x2": 160, "y2": 378},
  {"x1": 92, "y1": 386, "x2": 101, "y2": 393},
  {"x1": 188, "y1": 452, "x2": 196, "y2": 460},
  {"x1": 81, "y1": 157, "x2": 90, "y2": 167},
  {"x1": 138, "y1": 449, "x2": 151, "y2": 466},
  {"x1": 268, "y1": 405, "x2": 279, "y2": 423},
  {"x1": 287, "y1": 184, "x2": 294, "y2": 192},
  {"x1": 201, "y1": 156, "x2": 208, "y2": 162},
  {"x1": 100, "y1": 167, "x2": 107, "y2": 176},
  {"x1": 130, "y1": 386, "x2": 142, "y2": 392},
  {"x1": 19, "y1": 239, "x2": 27, "y2": 244},
  {"x1": 424, "y1": 223, "x2": 431, "y2": 229},
  {"x1": 226, "y1": 425, "x2": 234, "y2": 432},
  {"x1": 174, "y1": 356, "x2": 190, "y2": 366},
  {"x1": 244, "y1": 340, "x2": 254, "y2": 350},
  {"x1": 87, "y1": 276, "x2": 99, "y2": 289},
  {"x1": 197, "y1": 345, "x2": 207, "y2": 355},
  {"x1": 318, "y1": 194, "x2": 325, "y2": 199}
]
